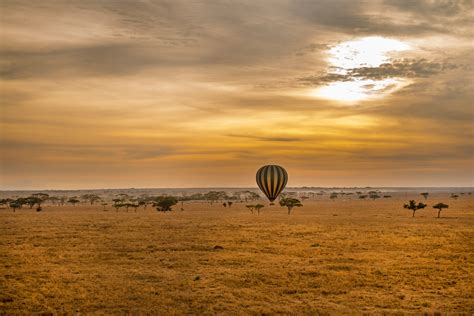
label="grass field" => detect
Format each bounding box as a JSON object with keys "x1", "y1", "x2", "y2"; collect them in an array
[{"x1": 1, "y1": 192, "x2": 473, "y2": 314}]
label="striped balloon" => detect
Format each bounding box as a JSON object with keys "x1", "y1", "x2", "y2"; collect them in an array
[{"x1": 256, "y1": 165, "x2": 288, "y2": 202}]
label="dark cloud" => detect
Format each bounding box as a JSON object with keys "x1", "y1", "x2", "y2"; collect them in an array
[{"x1": 298, "y1": 59, "x2": 458, "y2": 85}]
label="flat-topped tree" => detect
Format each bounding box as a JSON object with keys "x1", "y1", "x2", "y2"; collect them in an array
[
  {"x1": 25, "y1": 197, "x2": 42, "y2": 208},
  {"x1": 246, "y1": 205, "x2": 255, "y2": 214},
  {"x1": 433, "y1": 203, "x2": 449, "y2": 218},
  {"x1": 0, "y1": 199, "x2": 12, "y2": 208},
  {"x1": 32, "y1": 193, "x2": 49, "y2": 204},
  {"x1": 403, "y1": 200, "x2": 427, "y2": 217},
  {"x1": 279, "y1": 198, "x2": 303, "y2": 215},
  {"x1": 81, "y1": 194, "x2": 101, "y2": 205},
  {"x1": 9, "y1": 200, "x2": 20, "y2": 212},
  {"x1": 369, "y1": 193, "x2": 380, "y2": 200},
  {"x1": 68, "y1": 197, "x2": 80, "y2": 206},
  {"x1": 254, "y1": 204, "x2": 264, "y2": 214},
  {"x1": 420, "y1": 192, "x2": 429, "y2": 200}
]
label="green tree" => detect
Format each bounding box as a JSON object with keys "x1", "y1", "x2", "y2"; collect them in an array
[
  {"x1": 279, "y1": 198, "x2": 303, "y2": 215},
  {"x1": 432, "y1": 203, "x2": 449, "y2": 218},
  {"x1": 403, "y1": 200, "x2": 427, "y2": 217}
]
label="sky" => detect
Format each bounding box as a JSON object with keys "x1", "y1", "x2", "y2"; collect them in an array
[{"x1": 1, "y1": 0, "x2": 473, "y2": 189}]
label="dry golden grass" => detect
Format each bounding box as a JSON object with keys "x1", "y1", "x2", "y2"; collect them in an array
[{"x1": 1, "y1": 192, "x2": 473, "y2": 314}]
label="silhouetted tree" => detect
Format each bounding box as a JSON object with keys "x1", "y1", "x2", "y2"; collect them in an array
[
  {"x1": 223, "y1": 202, "x2": 227, "y2": 208},
  {"x1": 155, "y1": 196, "x2": 178, "y2": 212},
  {"x1": 369, "y1": 193, "x2": 380, "y2": 200},
  {"x1": 254, "y1": 204, "x2": 264, "y2": 214},
  {"x1": 25, "y1": 197, "x2": 42, "y2": 208},
  {"x1": 279, "y1": 198, "x2": 303, "y2": 215},
  {"x1": 330, "y1": 193, "x2": 338, "y2": 200},
  {"x1": 450, "y1": 194, "x2": 459, "y2": 200},
  {"x1": 68, "y1": 197, "x2": 80, "y2": 206},
  {"x1": 246, "y1": 205, "x2": 255, "y2": 214},
  {"x1": 227, "y1": 201, "x2": 233, "y2": 208},
  {"x1": 403, "y1": 200, "x2": 427, "y2": 217},
  {"x1": 9, "y1": 200, "x2": 20, "y2": 212},
  {"x1": 420, "y1": 192, "x2": 429, "y2": 200},
  {"x1": 383, "y1": 195, "x2": 392, "y2": 198},
  {"x1": 359, "y1": 195, "x2": 368, "y2": 200},
  {"x1": 432, "y1": 203, "x2": 449, "y2": 218},
  {"x1": 81, "y1": 194, "x2": 101, "y2": 205}
]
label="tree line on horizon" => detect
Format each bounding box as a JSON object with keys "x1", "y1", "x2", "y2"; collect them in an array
[{"x1": 0, "y1": 190, "x2": 468, "y2": 217}]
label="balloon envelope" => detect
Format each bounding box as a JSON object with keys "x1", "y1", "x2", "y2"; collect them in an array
[{"x1": 256, "y1": 165, "x2": 288, "y2": 202}]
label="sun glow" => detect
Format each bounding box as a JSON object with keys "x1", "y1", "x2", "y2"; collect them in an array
[{"x1": 315, "y1": 37, "x2": 411, "y2": 102}]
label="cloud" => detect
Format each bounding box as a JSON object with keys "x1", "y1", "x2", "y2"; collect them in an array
[
  {"x1": 298, "y1": 59, "x2": 458, "y2": 86},
  {"x1": 226, "y1": 134, "x2": 303, "y2": 142},
  {"x1": 1, "y1": 0, "x2": 473, "y2": 188}
]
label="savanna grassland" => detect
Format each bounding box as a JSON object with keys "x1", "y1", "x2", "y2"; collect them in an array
[{"x1": 1, "y1": 191, "x2": 473, "y2": 314}]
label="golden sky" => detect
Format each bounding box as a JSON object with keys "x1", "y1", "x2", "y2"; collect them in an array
[{"x1": 1, "y1": 0, "x2": 473, "y2": 189}]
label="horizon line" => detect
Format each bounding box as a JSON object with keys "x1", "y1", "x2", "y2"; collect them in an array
[{"x1": 1, "y1": 186, "x2": 473, "y2": 192}]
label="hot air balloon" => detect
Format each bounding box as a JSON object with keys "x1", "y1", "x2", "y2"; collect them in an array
[{"x1": 256, "y1": 165, "x2": 288, "y2": 202}]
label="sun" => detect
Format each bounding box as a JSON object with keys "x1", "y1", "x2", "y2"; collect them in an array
[{"x1": 314, "y1": 37, "x2": 411, "y2": 102}]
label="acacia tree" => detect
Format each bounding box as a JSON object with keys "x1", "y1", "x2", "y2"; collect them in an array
[
  {"x1": 227, "y1": 201, "x2": 233, "y2": 208},
  {"x1": 68, "y1": 197, "x2": 80, "y2": 206},
  {"x1": 155, "y1": 196, "x2": 178, "y2": 212},
  {"x1": 279, "y1": 198, "x2": 303, "y2": 215},
  {"x1": 420, "y1": 192, "x2": 429, "y2": 200},
  {"x1": 254, "y1": 204, "x2": 264, "y2": 214},
  {"x1": 369, "y1": 193, "x2": 381, "y2": 200},
  {"x1": 245, "y1": 205, "x2": 255, "y2": 214},
  {"x1": 403, "y1": 200, "x2": 427, "y2": 217},
  {"x1": 25, "y1": 197, "x2": 42, "y2": 208},
  {"x1": 9, "y1": 200, "x2": 20, "y2": 212},
  {"x1": 81, "y1": 194, "x2": 101, "y2": 205},
  {"x1": 101, "y1": 202, "x2": 108, "y2": 211},
  {"x1": 432, "y1": 203, "x2": 449, "y2": 218}
]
